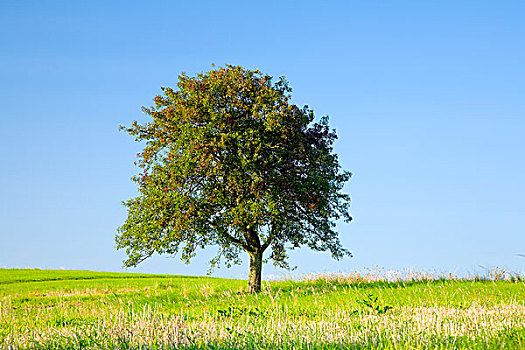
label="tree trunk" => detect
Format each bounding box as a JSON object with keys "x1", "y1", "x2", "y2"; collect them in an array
[{"x1": 248, "y1": 250, "x2": 263, "y2": 293}]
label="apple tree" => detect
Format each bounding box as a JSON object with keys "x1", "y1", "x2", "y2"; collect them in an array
[{"x1": 116, "y1": 65, "x2": 352, "y2": 292}]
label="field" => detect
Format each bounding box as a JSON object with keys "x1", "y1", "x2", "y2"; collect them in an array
[{"x1": 1, "y1": 269, "x2": 524, "y2": 349}]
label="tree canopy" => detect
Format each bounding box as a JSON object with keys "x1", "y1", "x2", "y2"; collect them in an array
[{"x1": 116, "y1": 65, "x2": 352, "y2": 292}]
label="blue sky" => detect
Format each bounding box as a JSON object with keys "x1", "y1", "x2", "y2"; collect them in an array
[{"x1": 1, "y1": 1, "x2": 524, "y2": 279}]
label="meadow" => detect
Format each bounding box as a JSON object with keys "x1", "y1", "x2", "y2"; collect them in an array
[{"x1": 1, "y1": 268, "x2": 524, "y2": 349}]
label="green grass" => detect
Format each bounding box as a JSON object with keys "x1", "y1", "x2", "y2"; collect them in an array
[
  {"x1": 0, "y1": 268, "x2": 172, "y2": 284},
  {"x1": 1, "y1": 268, "x2": 524, "y2": 349}
]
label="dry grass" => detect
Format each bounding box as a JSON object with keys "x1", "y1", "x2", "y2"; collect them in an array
[
  {"x1": 3, "y1": 301, "x2": 525, "y2": 348},
  {"x1": 288, "y1": 267, "x2": 518, "y2": 284}
]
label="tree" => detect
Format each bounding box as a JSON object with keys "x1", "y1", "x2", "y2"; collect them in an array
[{"x1": 116, "y1": 65, "x2": 352, "y2": 293}]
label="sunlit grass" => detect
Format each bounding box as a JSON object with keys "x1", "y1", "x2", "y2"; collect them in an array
[{"x1": 1, "y1": 268, "x2": 524, "y2": 349}]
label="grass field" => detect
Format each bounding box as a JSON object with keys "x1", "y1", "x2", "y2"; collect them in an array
[{"x1": 1, "y1": 268, "x2": 524, "y2": 349}]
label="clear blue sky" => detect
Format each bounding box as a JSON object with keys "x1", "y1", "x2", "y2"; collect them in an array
[{"x1": 1, "y1": 1, "x2": 524, "y2": 279}]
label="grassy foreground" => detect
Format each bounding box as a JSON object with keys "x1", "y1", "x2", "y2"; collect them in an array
[{"x1": 1, "y1": 269, "x2": 524, "y2": 349}]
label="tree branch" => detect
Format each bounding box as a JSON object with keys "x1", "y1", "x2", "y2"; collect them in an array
[
  {"x1": 262, "y1": 219, "x2": 279, "y2": 251},
  {"x1": 216, "y1": 226, "x2": 250, "y2": 251}
]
